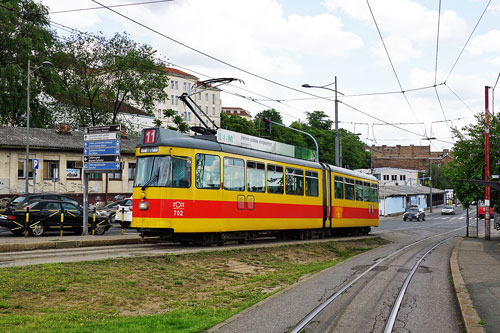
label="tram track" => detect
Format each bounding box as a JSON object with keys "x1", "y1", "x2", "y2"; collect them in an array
[{"x1": 290, "y1": 227, "x2": 464, "y2": 333}]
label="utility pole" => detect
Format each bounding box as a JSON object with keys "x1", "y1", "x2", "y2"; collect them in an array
[
  {"x1": 485, "y1": 86, "x2": 491, "y2": 240},
  {"x1": 335, "y1": 76, "x2": 340, "y2": 167},
  {"x1": 429, "y1": 158, "x2": 433, "y2": 213}
]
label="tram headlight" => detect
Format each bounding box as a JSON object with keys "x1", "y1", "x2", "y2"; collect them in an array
[{"x1": 139, "y1": 201, "x2": 149, "y2": 210}]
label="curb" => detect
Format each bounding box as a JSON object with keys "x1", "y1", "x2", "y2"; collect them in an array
[
  {"x1": 0, "y1": 237, "x2": 143, "y2": 253},
  {"x1": 450, "y1": 238, "x2": 485, "y2": 333}
]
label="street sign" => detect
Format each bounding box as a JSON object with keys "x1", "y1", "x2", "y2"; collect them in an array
[
  {"x1": 84, "y1": 139, "x2": 120, "y2": 149},
  {"x1": 84, "y1": 132, "x2": 120, "y2": 141},
  {"x1": 84, "y1": 124, "x2": 121, "y2": 134},
  {"x1": 84, "y1": 162, "x2": 121, "y2": 170},
  {"x1": 32, "y1": 159, "x2": 39, "y2": 170},
  {"x1": 84, "y1": 155, "x2": 120, "y2": 163},
  {"x1": 84, "y1": 124, "x2": 121, "y2": 171},
  {"x1": 84, "y1": 147, "x2": 120, "y2": 156}
]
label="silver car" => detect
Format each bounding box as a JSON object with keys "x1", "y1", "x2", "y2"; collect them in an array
[{"x1": 441, "y1": 205, "x2": 455, "y2": 215}]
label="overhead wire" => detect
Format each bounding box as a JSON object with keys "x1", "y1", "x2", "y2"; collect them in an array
[
  {"x1": 364, "y1": 0, "x2": 425, "y2": 135},
  {"x1": 50, "y1": 0, "x2": 174, "y2": 14},
  {"x1": 445, "y1": 0, "x2": 491, "y2": 82},
  {"x1": 434, "y1": 0, "x2": 442, "y2": 86},
  {"x1": 51, "y1": 3, "x2": 469, "y2": 145}
]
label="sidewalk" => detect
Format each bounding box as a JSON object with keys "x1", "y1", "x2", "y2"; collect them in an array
[
  {"x1": 0, "y1": 233, "x2": 143, "y2": 252},
  {"x1": 451, "y1": 231, "x2": 500, "y2": 333}
]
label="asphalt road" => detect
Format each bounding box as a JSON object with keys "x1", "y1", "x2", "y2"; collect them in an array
[{"x1": 213, "y1": 207, "x2": 473, "y2": 333}]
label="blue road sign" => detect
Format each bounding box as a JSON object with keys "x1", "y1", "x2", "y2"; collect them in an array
[
  {"x1": 84, "y1": 147, "x2": 120, "y2": 156},
  {"x1": 84, "y1": 162, "x2": 121, "y2": 171},
  {"x1": 84, "y1": 140, "x2": 120, "y2": 149},
  {"x1": 32, "y1": 159, "x2": 39, "y2": 170}
]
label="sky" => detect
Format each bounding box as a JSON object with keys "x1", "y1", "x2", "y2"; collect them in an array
[{"x1": 41, "y1": 0, "x2": 500, "y2": 151}]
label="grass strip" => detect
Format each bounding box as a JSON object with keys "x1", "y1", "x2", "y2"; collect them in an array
[{"x1": 0, "y1": 238, "x2": 387, "y2": 332}]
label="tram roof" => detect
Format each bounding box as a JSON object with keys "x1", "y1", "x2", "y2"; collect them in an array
[{"x1": 138, "y1": 128, "x2": 377, "y2": 182}]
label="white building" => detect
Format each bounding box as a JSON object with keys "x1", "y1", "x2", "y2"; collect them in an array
[
  {"x1": 154, "y1": 67, "x2": 222, "y2": 130},
  {"x1": 355, "y1": 167, "x2": 423, "y2": 186}
]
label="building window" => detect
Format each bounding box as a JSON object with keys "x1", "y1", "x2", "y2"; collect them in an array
[
  {"x1": 212, "y1": 106, "x2": 216, "y2": 115},
  {"x1": 128, "y1": 163, "x2": 136, "y2": 180},
  {"x1": 205, "y1": 93, "x2": 208, "y2": 101},
  {"x1": 66, "y1": 161, "x2": 81, "y2": 180},
  {"x1": 43, "y1": 160, "x2": 59, "y2": 180},
  {"x1": 212, "y1": 94, "x2": 215, "y2": 104},
  {"x1": 108, "y1": 171, "x2": 122, "y2": 180},
  {"x1": 400, "y1": 175, "x2": 406, "y2": 181},
  {"x1": 205, "y1": 106, "x2": 209, "y2": 114},
  {"x1": 88, "y1": 172, "x2": 102, "y2": 181},
  {"x1": 391, "y1": 175, "x2": 397, "y2": 181},
  {"x1": 183, "y1": 82, "x2": 190, "y2": 92},
  {"x1": 171, "y1": 95, "x2": 175, "y2": 105},
  {"x1": 383, "y1": 175, "x2": 389, "y2": 181},
  {"x1": 198, "y1": 92, "x2": 201, "y2": 100},
  {"x1": 18, "y1": 159, "x2": 33, "y2": 178}
]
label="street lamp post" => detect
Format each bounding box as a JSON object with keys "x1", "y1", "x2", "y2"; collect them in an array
[
  {"x1": 25, "y1": 59, "x2": 53, "y2": 193},
  {"x1": 302, "y1": 76, "x2": 343, "y2": 167}
]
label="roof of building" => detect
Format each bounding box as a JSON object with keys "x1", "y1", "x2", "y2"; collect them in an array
[
  {"x1": 163, "y1": 67, "x2": 198, "y2": 80},
  {"x1": 0, "y1": 127, "x2": 139, "y2": 154},
  {"x1": 222, "y1": 107, "x2": 252, "y2": 117},
  {"x1": 380, "y1": 184, "x2": 445, "y2": 197}
]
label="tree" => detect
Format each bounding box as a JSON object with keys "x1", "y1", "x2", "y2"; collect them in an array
[
  {"x1": 423, "y1": 163, "x2": 451, "y2": 190},
  {"x1": 220, "y1": 111, "x2": 257, "y2": 136},
  {"x1": 52, "y1": 31, "x2": 169, "y2": 128},
  {"x1": 444, "y1": 113, "x2": 500, "y2": 208},
  {"x1": 0, "y1": 0, "x2": 56, "y2": 127}
]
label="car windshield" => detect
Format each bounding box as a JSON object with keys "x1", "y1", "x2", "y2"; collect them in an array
[
  {"x1": 10, "y1": 196, "x2": 26, "y2": 205},
  {"x1": 407, "y1": 208, "x2": 419, "y2": 213},
  {"x1": 444, "y1": 206, "x2": 453, "y2": 209},
  {"x1": 122, "y1": 199, "x2": 133, "y2": 206}
]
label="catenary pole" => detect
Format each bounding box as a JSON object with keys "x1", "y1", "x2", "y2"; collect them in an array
[{"x1": 485, "y1": 86, "x2": 491, "y2": 240}]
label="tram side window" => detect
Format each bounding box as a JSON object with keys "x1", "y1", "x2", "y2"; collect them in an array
[
  {"x1": 224, "y1": 157, "x2": 245, "y2": 191},
  {"x1": 363, "y1": 182, "x2": 370, "y2": 202},
  {"x1": 355, "y1": 180, "x2": 363, "y2": 201},
  {"x1": 334, "y1": 176, "x2": 344, "y2": 199},
  {"x1": 370, "y1": 183, "x2": 379, "y2": 202},
  {"x1": 305, "y1": 170, "x2": 319, "y2": 197},
  {"x1": 267, "y1": 164, "x2": 284, "y2": 194},
  {"x1": 247, "y1": 161, "x2": 265, "y2": 192},
  {"x1": 195, "y1": 154, "x2": 220, "y2": 189},
  {"x1": 345, "y1": 178, "x2": 355, "y2": 200},
  {"x1": 285, "y1": 167, "x2": 304, "y2": 196}
]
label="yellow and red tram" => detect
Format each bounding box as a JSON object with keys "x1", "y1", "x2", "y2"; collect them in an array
[{"x1": 132, "y1": 128, "x2": 378, "y2": 244}]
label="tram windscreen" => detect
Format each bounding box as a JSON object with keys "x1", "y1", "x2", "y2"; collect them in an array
[{"x1": 134, "y1": 156, "x2": 191, "y2": 188}]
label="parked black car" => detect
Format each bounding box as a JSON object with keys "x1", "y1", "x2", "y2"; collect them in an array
[
  {"x1": 6, "y1": 193, "x2": 80, "y2": 211},
  {"x1": 0, "y1": 199, "x2": 111, "y2": 236},
  {"x1": 403, "y1": 208, "x2": 426, "y2": 221}
]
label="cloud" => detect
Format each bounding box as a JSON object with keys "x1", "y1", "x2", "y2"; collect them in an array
[
  {"x1": 323, "y1": 0, "x2": 468, "y2": 64},
  {"x1": 468, "y1": 30, "x2": 500, "y2": 55}
]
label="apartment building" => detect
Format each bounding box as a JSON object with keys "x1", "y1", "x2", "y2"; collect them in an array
[{"x1": 155, "y1": 67, "x2": 222, "y2": 129}]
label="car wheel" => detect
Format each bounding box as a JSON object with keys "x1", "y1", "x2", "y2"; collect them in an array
[
  {"x1": 417, "y1": 216, "x2": 421, "y2": 221},
  {"x1": 30, "y1": 222, "x2": 45, "y2": 237},
  {"x1": 109, "y1": 214, "x2": 116, "y2": 223},
  {"x1": 403, "y1": 217, "x2": 407, "y2": 221},
  {"x1": 422, "y1": 216, "x2": 425, "y2": 221},
  {"x1": 95, "y1": 225, "x2": 106, "y2": 235}
]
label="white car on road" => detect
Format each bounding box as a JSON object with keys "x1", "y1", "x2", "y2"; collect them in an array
[{"x1": 115, "y1": 197, "x2": 133, "y2": 227}]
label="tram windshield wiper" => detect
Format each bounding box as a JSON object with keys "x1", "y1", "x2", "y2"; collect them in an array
[{"x1": 141, "y1": 173, "x2": 158, "y2": 191}]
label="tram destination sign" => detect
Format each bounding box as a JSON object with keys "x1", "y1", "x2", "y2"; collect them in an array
[{"x1": 84, "y1": 124, "x2": 121, "y2": 171}]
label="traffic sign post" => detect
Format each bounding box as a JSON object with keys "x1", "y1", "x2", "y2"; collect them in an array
[
  {"x1": 32, "y1": 159, "x2": 38, "y2": 192},
  {"x1": 83, "y1": 124, "x2": 121, "y2": 235}
]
